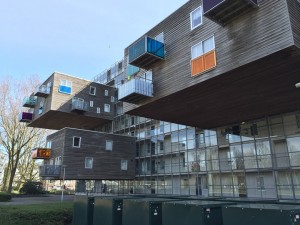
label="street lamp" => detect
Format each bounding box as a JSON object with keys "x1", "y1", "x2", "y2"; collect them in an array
[{"x1": 61, "y1": 165, "x2": 67, "y2": 202}]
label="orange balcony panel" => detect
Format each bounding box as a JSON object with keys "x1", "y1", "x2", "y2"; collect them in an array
[
  {"x1": 191, "y1": 50, "x2": 216, "y2": 76},
  {"x1": 31, "y1": 148, "x2": 51, "y2": 159}
]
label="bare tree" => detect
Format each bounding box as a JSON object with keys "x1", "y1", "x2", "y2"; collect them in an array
[{"x1": 0, "y1": 76, "x2": 48, "y2": 193}]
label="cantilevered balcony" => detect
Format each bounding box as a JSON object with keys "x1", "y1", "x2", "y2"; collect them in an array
[
  {"x1": 203, "y1": 0, "x2": 258, "y2": 26},
  {"x1": 39, "y1": 165, "x2": 61, "y2": 178},
  {"x1": 19, "y1": 112, "x2": 33, "y2": 123},
  {"x1": 34, "y1": 85, "x2": 50, "y2": 97},
  {"x1": 22, "y1": 96, "x2": 37, "y2": 108},
  {"x1": 71, "y1": 98, "x2": 89, "y2": 112},
  {"x1": 128, "y1": 36, "x2": 165, "y2": 69},
  {"x1": 31, "y1": 148, "x2": 51, "y2": 159},
  {"x1": 118, "y1": 79, "x2": 153, "y2": 103}
]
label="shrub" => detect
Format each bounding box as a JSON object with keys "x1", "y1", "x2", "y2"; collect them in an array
[
  {"x1": 0, "y1": 192, "x2": 12, "y2": 202},
  {"x1": 19, "y1": 181, "x2": 45, "y2": 195}
]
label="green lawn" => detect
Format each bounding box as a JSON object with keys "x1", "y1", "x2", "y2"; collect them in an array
[{"x1": 0, "y1": 202, "x2": 73, "y2": 225}]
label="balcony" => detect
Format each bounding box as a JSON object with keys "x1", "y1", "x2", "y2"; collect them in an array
[
  {"x1": 19, "y1": 112, "x2": 33, "y2": 123},
  {"x1": 31, "y1": 148, "x2": 51, "y2": 159},
  {"x1": 118, "y1": 79, "x2": 153, "y2": 103},
  {"x1": 34, "y1": 85, "x2": 50, "y2": 97},
  {"x1": 128, "y1": 36, "x2": 165, "y2": 69},
  {"x1": 22, "y1": 96, "x2": 37, "y2": 108},
  {"x1": 71, "y1": 98, "x2": 89, "y2": 112},
  {"x1": 126, "y1": 64, "x2": 140, "y2": 78},
  {"x1": 39, "y1": 165, "x2": 61, "y2": 178},
  {"x1": 203, "y1": 0, "x2": 258, "y2": 26}
]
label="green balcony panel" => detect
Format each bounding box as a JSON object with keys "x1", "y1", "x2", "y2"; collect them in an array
[
  {"x1": 128, "y1": 36, "x2": 165, "y2": 69},
  {"x1": 126, "y1": 65, "x2": 140, "y2": 77},
  {"x1": 22, "y1": 96, "x2": 37, "y2": 108}
]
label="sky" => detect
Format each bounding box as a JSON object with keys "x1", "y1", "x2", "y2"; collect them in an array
[{"x1": 0, "y1": 0, "x2": 188, "y2": 81}]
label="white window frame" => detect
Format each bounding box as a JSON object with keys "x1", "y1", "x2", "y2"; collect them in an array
[
  {"x1": 60, "y1": 80, "x2": 72, "y2": 87},
  {"x1": 90, "y1": 101, "x2": 94, "y2": 107},
  {"x1": 104, "y1": 104, "x2": 110, "y2": 113},
  {"x1": 190, "y1": 6, "x2": 202, "y2": 30},
  {"x1": 106, "y1": 140, "x2": 113, "y2": 151},
  {"x1": 73, "y1": 136, "x2": 81, "y2": 148},
  {"x1": 121, "y1": 160, "x2": 128, "y2": 171},
  {"x1": 191, "y1": 36, "x2": 215, "y2": 60},
  {"x1": 89, "y1": 86, "x2": 96, "y2": 96},
  {"x1": 85, "y1": 157, "x2": 93, "y2": 169},
  {"x1": 111, "y1": 96, "x2": 115, "y2": 103},
  {"x1": 104, "y1": 90, "x2": 109, "y2": 96},
  {"x1": 97, "y1": 107, "x2": 101, "y2": 114}
]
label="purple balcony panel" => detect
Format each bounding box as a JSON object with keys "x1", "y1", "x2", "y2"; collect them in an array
[
  {"x1": 19, "y1": 112, "x2": 33, "y2": 122},
  {"x1": 203, "y1": 0, "x2": 224, "y2": 13}
]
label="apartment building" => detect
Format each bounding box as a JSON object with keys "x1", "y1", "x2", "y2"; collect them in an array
[{"x1": 21, "y1": 0, "x2": 300, "y2": 199}]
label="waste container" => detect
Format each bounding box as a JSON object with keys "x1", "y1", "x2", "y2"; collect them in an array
[
  {"x1": 122, "y1": 198, "x2": 177, "y2": 225},
  {"x1": 73, "y1": 195, "x2": 95, "y2": 225},
  {"x1": 222, "y1": 204, "x2": 300, "y2": 225},
  {"x1": 93, "y1": 196, "x2": 141, "y2": 225},
  {"x1": 162, "y1": 200, "x2": 235, "y2": 225}
]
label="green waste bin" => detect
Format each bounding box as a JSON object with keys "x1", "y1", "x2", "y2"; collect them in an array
[
  {"x1": 122, "y1": 198, "x2": 177, "y2": 225},
  {"x1": 162, "y1": 200, "x2": 235, "y2": 225},
  {"x1": 73, "y1": 195, "x2": 94, "y2": 225},
  {"x1": 222, "y1": 204, "x2": 300, "y2": 225},
  {"x1": 93, "y1": 196, "x2": 141, "y2": 225}
]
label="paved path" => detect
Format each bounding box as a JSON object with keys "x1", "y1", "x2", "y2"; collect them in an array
[{"x1": 0, "y1": 194, "x2": 74, "y2": 205}]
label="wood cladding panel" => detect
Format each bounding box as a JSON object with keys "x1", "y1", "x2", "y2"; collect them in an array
[
  {"x1": 287, "y1": 0, "x2": 300, "y2": 49},
  {"x1": 45, "y1": 128, "x2": 136, "y2": 180}
]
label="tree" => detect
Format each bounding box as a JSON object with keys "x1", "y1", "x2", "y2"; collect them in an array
[{"x1": 0, "y1": 76, "x2": 48, "y2": 193}]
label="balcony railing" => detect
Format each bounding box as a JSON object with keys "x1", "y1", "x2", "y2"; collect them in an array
[
  {"x1": 39, "y1": 165, "x2": 61, "y2": 177},
  {"x1": 118, "y1": 79, "x2": 153, "y2": 103},
  {"x1": 34, "y1": 85, "x2": 50, "y2": 97},
  {"x1": 203, "y1": 0, "x2": 258, "y2": 26},
  {"x1": 22, "y1": 96, "x2": 37, "y2": 108},
  {"x1": 19, "y1": 112, "x2": 33, "y2": 123},
  {"x1": 31, "y1": 148, "x2": 51, "y2": 159},
  {"x1": 126, "y1": 64, "x2": 140, "y2": 78},
  {"x1": 128, "y1": 36, "x2": 165, "y2": 69},
  {"x1": 71, "y1": 98, "x2": 89, "y2": 112}
]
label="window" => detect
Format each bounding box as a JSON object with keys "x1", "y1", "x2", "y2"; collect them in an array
[
  {"x1": 85, "y1": 157, "x2": 93, "y2": 169},
  {"x1": 89, "y1": 86, "x2": 96, "y2": 95},
  {"x1": 257, "y1": 176, "x2": 265, "y2": 190},
  {"x1": 90, "y1": 101, "x2": 93, "y2": 107},
  {"x1": 97, "y1": 107, "x2": 101, "y2": 114},
  {"x1": 106, "y1": 140, "x2": 113, "y2": 151},
  {"x1": 111, "y1": 96, "x2": 115, "y2": 103},
  {"x1": 59, "y1": 80, "x2": 72, "y2": 94},
  {"x1": 39, "y1": 99, "x2": 44, "y2": 115},
  {"x1": 46, "y1": 141, "x2": 52, "y2": 149},
  {"x1": 121, "y1": 160, "x2": 128, "y2": 171},
  {"x1": 104, "y1": 104, "x2": 110, "y2": 112},
  {"x1": 190, "y1": 6, "x2": 202, "y2": 30},
  {"x1": 105, "y1": 90, "x2": 108, "y2": 96},
  {"x1": 191, "y1": 36, "x2": 216, "y2": 76},
  {"x1": 73, "y1": 136, "x2": 81, "y2": 148}
]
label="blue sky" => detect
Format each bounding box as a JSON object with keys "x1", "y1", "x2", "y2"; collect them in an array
[{"x1": 0, "y1": 0, "x2": 188, "y2": 81}]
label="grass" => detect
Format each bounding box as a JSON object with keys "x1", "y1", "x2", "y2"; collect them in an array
[{"x1": 0, "y1": 202, "x2": 73, "y2": 225}]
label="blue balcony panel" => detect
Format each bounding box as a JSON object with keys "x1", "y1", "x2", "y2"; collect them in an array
[
  {"x1": 19, "y1": 112, "x2": 33, "y2": 123},
  {"x1": 39, "y1": 165, "x2": 61, "y2": 178},
  {"x1": 118, "y1": 79, "x2": 153, "y2": 104},
  {"x1": 22, "y1": 96, "x2": 37, "y2": 108},
  {"x1": 128, "y1": 36, "x2": 165, "y2": 69},
  {"x1": 59, "y1": 85, "x2": 72, "y2": 94},
  {"x1": 203, "y1": 0, "x2": 258, "y2": 26}
]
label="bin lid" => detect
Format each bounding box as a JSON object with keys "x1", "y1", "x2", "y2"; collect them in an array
[{"x1": 163, "y1": 200, "x2": 236, "y2": 207}]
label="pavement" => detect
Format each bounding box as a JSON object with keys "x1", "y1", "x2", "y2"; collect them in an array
[{"x1": 0, "y1": 194, "x2": 74, "y2": 205}]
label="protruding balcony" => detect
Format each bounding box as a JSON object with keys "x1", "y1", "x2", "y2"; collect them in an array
[
  {"x1": 203, "y1": 0, "x2": 258, "y2": 26},
  {"x1": 31, "y1": 148, "x2": 51, "y2": 159},
  {"x1": 39, "y1": 165, "x2": 61, "y2": 178},
  {"x1": 71, "y1": 98, "x2": 89, "y2": 112},
  {"x1": 128, "y1": 36, "x2": 165, "y2": 69},
  {"x1": 34, "y1": 85, "x2": 50, "y2": 97},
  {"x1": 118, "y1": 79, "x2": 153, "y2": 103},
  {"x1": 19, "y1": 112, "x2": 33, "y2": 123},
  {"x1": 22, "y1": 96, "x2": 37, "y2": 108},
  {"x1": 126, "y1": 64, "x2": 140, "y2": 78}
]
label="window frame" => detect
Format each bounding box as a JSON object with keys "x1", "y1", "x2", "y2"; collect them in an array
[
  {"x1": 104, "y1": 90, "x2": 109, "y2": 96},
  {"x1": 121, "y1": 160, "x2": 128, "y2": 171},
  {"x1": 104, "y1": 104, "x2": 111, "y2": 113},
  {"x1": 85, "y1": 157, "x2": 93, "y2": 169},
  {"x1": 111, "y1": 96, "x2": 115, "y2": 103},
  {"x1": 97, "y1": 107, "x2": 101, "y2": 114},
  {"x1": 106, "y1": 140, "x2": 113, "y2": 151},
  {"x1": 89, "y1": 86, "x2": 96, "y2": 96},
  {"x1": 190, "y1": 6, "x2": 203, "y2": 30},
  {"x1": 90, "y1": 101, "x2": 94, "y2": 108},
  {"x1": 191, "y1": 36, "x2": 215, "y2": 60},
  {"x1": 73, "y1": 136, "x2": 81, "y2": 148}
]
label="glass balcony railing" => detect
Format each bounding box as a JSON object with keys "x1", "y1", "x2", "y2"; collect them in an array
[
  {"x1": 22, "y1": 96, "x2": 37, "y2": 108},
  {"x1": 19, "y1": 112, "x2": 33, "y2": 123},
  {"x1": 34, "y1": 85, "x2": 50, "y2": 97},
  {"x1": 71, "y1": 98, "x2": 89, "y2": 112},
  {"x1": 126, "y1": 64, "x2": 140, "y2": 78},
  {"x1": 118, "y1": 78, "x2": 153, "y2": 103},
  {"x1": 39, "y1": 165, "x2": 61, "y2": 177},
  {"x1": 31, "y1": 148, "x2": 51, "y2": 159},
  {"x1": 203, "y1": 0, "x2": 258, "y2": 26},
  {"x1": 128, "y1": 36, "x2": 165, "y2": 69}
]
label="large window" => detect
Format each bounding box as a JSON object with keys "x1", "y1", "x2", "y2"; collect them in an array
[
  {"x1": 59, "y1": 80, "x2": 72, "y2": 94},
  {"x1": 73, "y1": 136, "x2": 81, "y2": 148},
  {"x1": 190, "y1": 6, "x2": 202, "y2": 30},
  {"x1": 191, "y1": 36, "x2": 216, "y2": 76},
  {"x1": 85, "y1": 157, "x2": 93, "y2": 169}
]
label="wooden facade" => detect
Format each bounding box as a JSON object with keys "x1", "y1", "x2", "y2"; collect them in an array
[
  {"x1": 42, "y1": 128, "x2": 136, "y2": 180},
  {"x1": 121, "y1": 0, "x2": 300, "y2": 129},
  {"x1": 27, "y1": 72, "x2": 116, "y2": 130}
]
